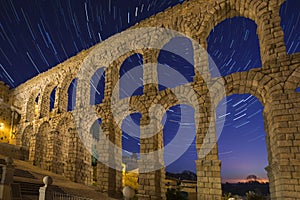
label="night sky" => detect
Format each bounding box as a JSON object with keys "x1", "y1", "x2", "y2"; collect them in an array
[{"x1": 1, "y1": 0, "x2": 300, "y2": 183}]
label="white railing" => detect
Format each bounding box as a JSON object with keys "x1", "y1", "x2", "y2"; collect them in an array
[
  {"x1": 52, "y1": 191, "x2": 93, "y2": 200},
  {"x1": 39, "y1": 176, "x2": 93, "y2": 200}
]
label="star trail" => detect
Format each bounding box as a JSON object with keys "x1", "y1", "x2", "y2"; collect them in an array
[{"x1": 0, "y1": 0, "x2": 299, "y2": 182}]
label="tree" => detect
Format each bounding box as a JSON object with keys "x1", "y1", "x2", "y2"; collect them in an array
[
  {"x1": 166, "y1": 188, "x2": 188, "y2": 200},
  {"x1": 246, "y1": 175, "x2": 258, "y2": 182},
  {"x1": 246, "y1": 191, "x2": 266, "y2": 200}
]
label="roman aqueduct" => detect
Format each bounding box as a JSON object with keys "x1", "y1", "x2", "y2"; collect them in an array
[{"x1": 1, "y1": 0, "x2": 300, "y2": 199}]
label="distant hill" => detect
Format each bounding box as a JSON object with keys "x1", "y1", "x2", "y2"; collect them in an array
[
  {"x1": 166, "y1": 170, "x2": 197, "y2": 181},
  {"x1": 222, "y1": 181, "x2": 270, "y2": 196}
]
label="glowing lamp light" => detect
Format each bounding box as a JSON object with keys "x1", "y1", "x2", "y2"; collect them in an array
[{"x1": 0, "y1": 123, "x2": 4, "y2": 130}]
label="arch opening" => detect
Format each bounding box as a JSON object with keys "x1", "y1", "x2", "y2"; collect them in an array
[
  {"x1": 121, "y1": 113, "x2": 142, "y2": 171},
  {"x1": 119, "y1": 54, "x2": 143, "y2": 99},
  {"x1": 40, "y1": 84, "x2": 57, "y2": 118},
  {"x1": 157, "y1": 37, "x2": 195, "y2": 91},
  {"x1": 90, "y1": 118, "x2": 102, "y2": 164},
  {"x1": 50, "y1": 86, "x2": 57, "y2": 112},
  {"x1": 216, "y1": 94, "x2": 269, "y2": 197},
  {"x1": 90, "y1": 68, "x2": 105, "y2": 105},
  {"x1": 162, "y1": 104, "x2": 197, "y2": 198},
  {"x1": 121, "y1": 113, "x2": 141, "y2": 190},
  {"x1": 279, "y1": 0, "x2": 300, "y2": 54},
  {"x1": 68, "y1": 78, "x2": 78, "y2": 111},
  {"x1": 34, "y1": 94, "x2": 40, "y2": 118},
  {"x1": 207, "y1": 17, "x2": 262, "y2": 78},
  {"x1": 90, "y1": 118, "x2": 102, "y2": 183}
]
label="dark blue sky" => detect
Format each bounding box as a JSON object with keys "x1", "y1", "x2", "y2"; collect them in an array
[{"x1": 0, "y1": 0, "x2": 299, "y2": 182}]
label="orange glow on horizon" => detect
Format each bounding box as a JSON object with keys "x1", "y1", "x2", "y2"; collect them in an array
[{"x1": 222, "y1": 178, "x2": 269, "y2": 184}]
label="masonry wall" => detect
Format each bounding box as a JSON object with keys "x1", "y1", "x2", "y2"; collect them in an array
[
  {"x1": 0, "y1": 82, "x2": 12, "y2": 143},
  {"x1": 6, "y1": 0, "x2": 300, "y2": 199}
]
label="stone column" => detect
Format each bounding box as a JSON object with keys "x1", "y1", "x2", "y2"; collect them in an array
[
  {"x1": 263, "y1": 91, "x2": 300, "y2": 199},
  {"x1": 94, "y1": 59, "x2": 123, "y2": 198},
  {"x1": 265, "y1": 163, "x2": 279, "y2": 200},
  {"x1": 138, "y1": 114, "x2": 165, "y2": 200},
  {"x1": 142, "y1": 49, "x2": 160, "y2": 94},
  {"x1": 46, "y1": 130, "x2": 57, "y2": 172},
  {"x1": 193, "y1": 41, "x2": 211, "y2": 83},
  {"x1": 64, "y1": 128, "x2": 78, "y2": 181},
  {"x1": 196, "y1": 151, "x2": 222, "y2": 200},
  {"x1": 28, "y1": 134, "x2": 36, "y2": 164},
  {"x1": 96, "y1": 120, "x2": 113, "y2": 194},
  {"x1": 196, "y1": 108, "x2": 222, "y2": 200},
  {"x1": 113, "y1": 120, "x2": 123, "y2": 198},
  {"x1": 259, "y1": 2, "x2": 287, "y2": 66},
  {"x1": 137, "y1": 49, "x2": 165, "y2": 199},
  {"x1": 79, "y1": 142, "x2": 93, "y2": 185},
  {"x1": 103, "y1": 62, "x2": 119, "y2": 102}
]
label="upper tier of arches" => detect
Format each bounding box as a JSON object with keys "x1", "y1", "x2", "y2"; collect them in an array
[{"x1": 9, "y1": 0, "x2": 297, "y2": 124}]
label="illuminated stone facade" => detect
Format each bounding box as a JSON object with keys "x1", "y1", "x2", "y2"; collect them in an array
[{"x1": 0, "y1": 82, "x2": 12, "y2": 143}]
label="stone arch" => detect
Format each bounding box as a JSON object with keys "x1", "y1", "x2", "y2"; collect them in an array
[
  {"x1": 53, "y1": 117, "x2": 75, "y2": 175},
  {"x1": 5, "y1": 1, "x2": 299, "y2": 199},
  {"x1": 200, "y1": 0, "x2": 286, "y2": 65},
  {"x1": 192, "y1": 70, "x2": 282, "y2": 198},
  {"x1": 223, "y1": 72, "x2": 265, "y2": 105},
  {"x1": 76, "y1": 28, "x2": 186, "y2": 108},
  {"x1": 151, "y1": 90, "x2": 179, "y2": 114},
  {"x1": 211, "y1": 73, "x2": 282, "y2": 199},
  {"x1": 26, "y1": 91, "x2": 40, "y2": 122},
  {"x1": 116, "y1": 50, "x2": 145, "y2": 72},
  {"x1": 129, "y1": 96, "x2": 147, "y2": 115},
  {"x1": 113, "y1": 98, "x2": 141, "y2": 128},
  {"x1": 40, "y1": 82, "x2": 58, "y2": 118},
  {"x1": 284, "y1": 67, "x2": 300, "y2": 91},
  {"x1": 34, "y1": 121, "x2": 50, "y2": 169},
  {"x1": 99, "y1": 50, "x2": 144, "y2": 104},
  {"x1": 57, "y1": 74, "x2": 77, "y2": 113},
  {"x1": 21, "y1": 125, "x2": 33, "y2": 149},
  {"x1": 220, "y1": 70, "x2": 283, "y2": 106}
]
